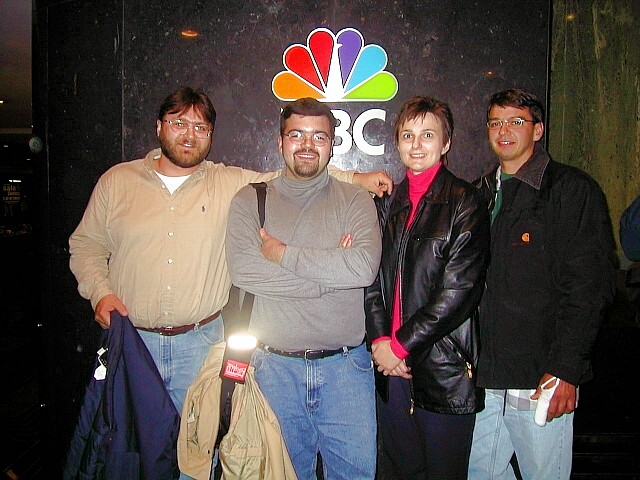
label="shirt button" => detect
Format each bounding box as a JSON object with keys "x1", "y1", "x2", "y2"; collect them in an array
[
  {"x1": 168, "y1": 232, "x2": 174, "y2": 237},
  {"x1": 168, "y1": 259, "x2": 173, "y2": 264}
]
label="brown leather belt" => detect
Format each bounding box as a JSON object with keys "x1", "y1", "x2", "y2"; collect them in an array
[
  {"x1": 257, "y1": 341, "x2": 363, "y2": 360},
  {"x1": 136, "y1": 310, "x2": 221, "y2": 336}
]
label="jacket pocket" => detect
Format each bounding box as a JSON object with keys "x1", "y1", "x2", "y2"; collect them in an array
[{"x1": 441, "y1": 335, "x2": 474, "y2": 380}]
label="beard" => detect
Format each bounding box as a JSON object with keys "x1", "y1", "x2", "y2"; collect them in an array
[
  {"x1": 159, "y1": 133, "x2": 209, "y2": 169},
  {"x1": 292, "y1": 149, "x2": 321, "y2": 178}
]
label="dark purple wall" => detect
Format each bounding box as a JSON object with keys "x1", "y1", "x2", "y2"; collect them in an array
[{"x1": 122, "y1": 0, "x2": 549, "y2": 182}]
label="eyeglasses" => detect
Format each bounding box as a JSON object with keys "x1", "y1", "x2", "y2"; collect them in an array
[
  {"x1": 486, "y1": 117, "x2": 535, "y2": 130},
  {"x1": 283, "y1": 130, "x2": 331, "y2": 146},
  {"x1": 163, "y1": 119, "x2": 212, "y2": 138}
]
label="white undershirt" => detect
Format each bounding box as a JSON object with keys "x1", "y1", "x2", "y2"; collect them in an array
[{"x1": 155, "y1": 171, "x2": 190, "y2": 194}]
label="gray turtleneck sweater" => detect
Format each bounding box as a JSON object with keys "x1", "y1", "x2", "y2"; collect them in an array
[{"x1": 226, "y1": 169, "x2": 381, "y2": 350}]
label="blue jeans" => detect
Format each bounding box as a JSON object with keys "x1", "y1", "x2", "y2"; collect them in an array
[
  {"x1": 468, "y1": 389, "x2": 573, "y2": 480},
  {"x1": 138, "y1": 316, "x2": 224, "y2": 480},
  {"x1": 252, "y1": 344, "x2": 377, "y2": 480},
  {"x1": 138, "y1": 316, "x2": 224, "y2": 414}
]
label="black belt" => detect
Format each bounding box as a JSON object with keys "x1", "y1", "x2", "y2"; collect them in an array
[
  {"x1": 258, "y1": 341, "x2": 362, "y2": 360},
  {"x1": 136, "y1": 310, "x2": 221, "y2": 336}
]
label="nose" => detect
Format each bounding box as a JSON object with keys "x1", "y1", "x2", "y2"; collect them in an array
[
  {"x1": 183, "y1": 124, "x2": 198, "y2": 139},
  {"x1": 411, "y1": 135, "x2": 422, "y2": 148},
  {"x1": 301, "y1": 133, "x2": 314, "y2": 147}
]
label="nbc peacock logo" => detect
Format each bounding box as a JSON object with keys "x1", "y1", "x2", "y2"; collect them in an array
[{"x1": 272, "y1": 27, "x2": 398, "y2": 103}]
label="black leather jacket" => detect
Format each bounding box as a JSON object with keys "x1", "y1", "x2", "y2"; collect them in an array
[{"x1": 365, "y1": 166, "x2": 490, "y2": 414}]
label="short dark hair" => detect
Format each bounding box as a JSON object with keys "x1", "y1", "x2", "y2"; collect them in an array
[
  {"x1": 158, "y1": 87, "x2": 217, "y2": 128},
  {"x1": 280, "y1": 98, "x2": 337, "y2": 138},
  {"x1": 393, "y1": 96, "x2": 454, "y2": 146},
  {"x1": 487, "y1": 88, "x2": 544, "y2": 124}
]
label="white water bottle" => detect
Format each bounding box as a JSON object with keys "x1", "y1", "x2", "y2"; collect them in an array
[{"x1": 534, "y1": 376, "x2": 559, "y2": 427}]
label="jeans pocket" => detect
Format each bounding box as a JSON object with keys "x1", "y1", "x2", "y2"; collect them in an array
[
  {"x1": 251, "y1": 348, "x2": 266, "y2": 372},
  {"x1": 195, "y1": 317, "x2": 224, "y2": 345},
  {"x1": 346, "y1": 346, "x2": 374, "y2": 372}
]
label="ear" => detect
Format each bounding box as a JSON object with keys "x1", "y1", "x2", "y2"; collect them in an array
[
  {"x1": 533, "y1": 122, "x2": 544, "y2": 142},
  {"x1": 156, "y1": 120, "x2": 162, "y2": 137},
  {"x1": 277, "y1": 135, "x2": 284, "y2": 156},
  {"x1": 441, "y1": 139, "x2": 451, "y2": 156}
]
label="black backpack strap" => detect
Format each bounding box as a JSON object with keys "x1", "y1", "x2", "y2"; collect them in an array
[
  {"x1": 251, "y1": 182, "x2": 267, "y2": 228},
  {"x1": 238, "y1": 182, "x2": 267, "y2": 318},
  {"x1": 217, "y1": 184, "x2": 268, "y2": 449}
]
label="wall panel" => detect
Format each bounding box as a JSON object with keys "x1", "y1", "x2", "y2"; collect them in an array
[{"x1": 122, "y1": 0, "x2": 550, "y2": 182}]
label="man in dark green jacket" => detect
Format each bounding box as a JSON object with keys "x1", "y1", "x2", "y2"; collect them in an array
[{"x1": 468, "y1": 89, "x2": 617, "y2": 479}]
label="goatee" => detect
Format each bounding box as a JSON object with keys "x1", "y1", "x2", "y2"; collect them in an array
[{"x1": 293, "y1": 149, "x2": 320, "y2": 178}]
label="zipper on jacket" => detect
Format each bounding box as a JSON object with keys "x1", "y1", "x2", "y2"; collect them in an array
[
  {"x1": 443, "y1": 336, "x2": 475, "y2": 380},
  {"x1": 409, "y1": 373, "x2": 416, "y2": 415},
  {"x1": 394, "y1": 197, "x2": 424, "y2": 418},
  {"x1": 391, "y1": 204, "x2": 418, "y2": 416},
  {"x1": 399, "y1": 227, "x2": 419, "y2": 416}
]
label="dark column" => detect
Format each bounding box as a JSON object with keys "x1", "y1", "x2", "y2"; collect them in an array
[{"x1": 33, "y1": 0, "x2": 123, "y2": 474}]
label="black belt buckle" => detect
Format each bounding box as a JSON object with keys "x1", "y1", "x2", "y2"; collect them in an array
[
  {"x1": 303, "y1": 349, "x2": 320, "y2": 360},
  {"x1": 304, "y1": 348, "x2": 342, "y2": 360}
]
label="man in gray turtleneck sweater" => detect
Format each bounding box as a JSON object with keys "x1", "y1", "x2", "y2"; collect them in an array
[{"x1": 226, "y1": 98, "x2": 383, "y2": 479}]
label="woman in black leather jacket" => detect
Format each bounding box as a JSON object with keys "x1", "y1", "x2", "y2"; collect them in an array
[{"x1": 365, "y1": 96, "x2": 490, "y2": 479}]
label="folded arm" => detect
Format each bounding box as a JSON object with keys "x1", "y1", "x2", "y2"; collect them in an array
[{"x1": 226, "y1": 187, "x2": 331, "y2": 300}]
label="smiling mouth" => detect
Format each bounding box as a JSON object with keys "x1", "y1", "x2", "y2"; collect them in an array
[{"x1": 295, "y1": 150, "x2": 318, "y2": 159}]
